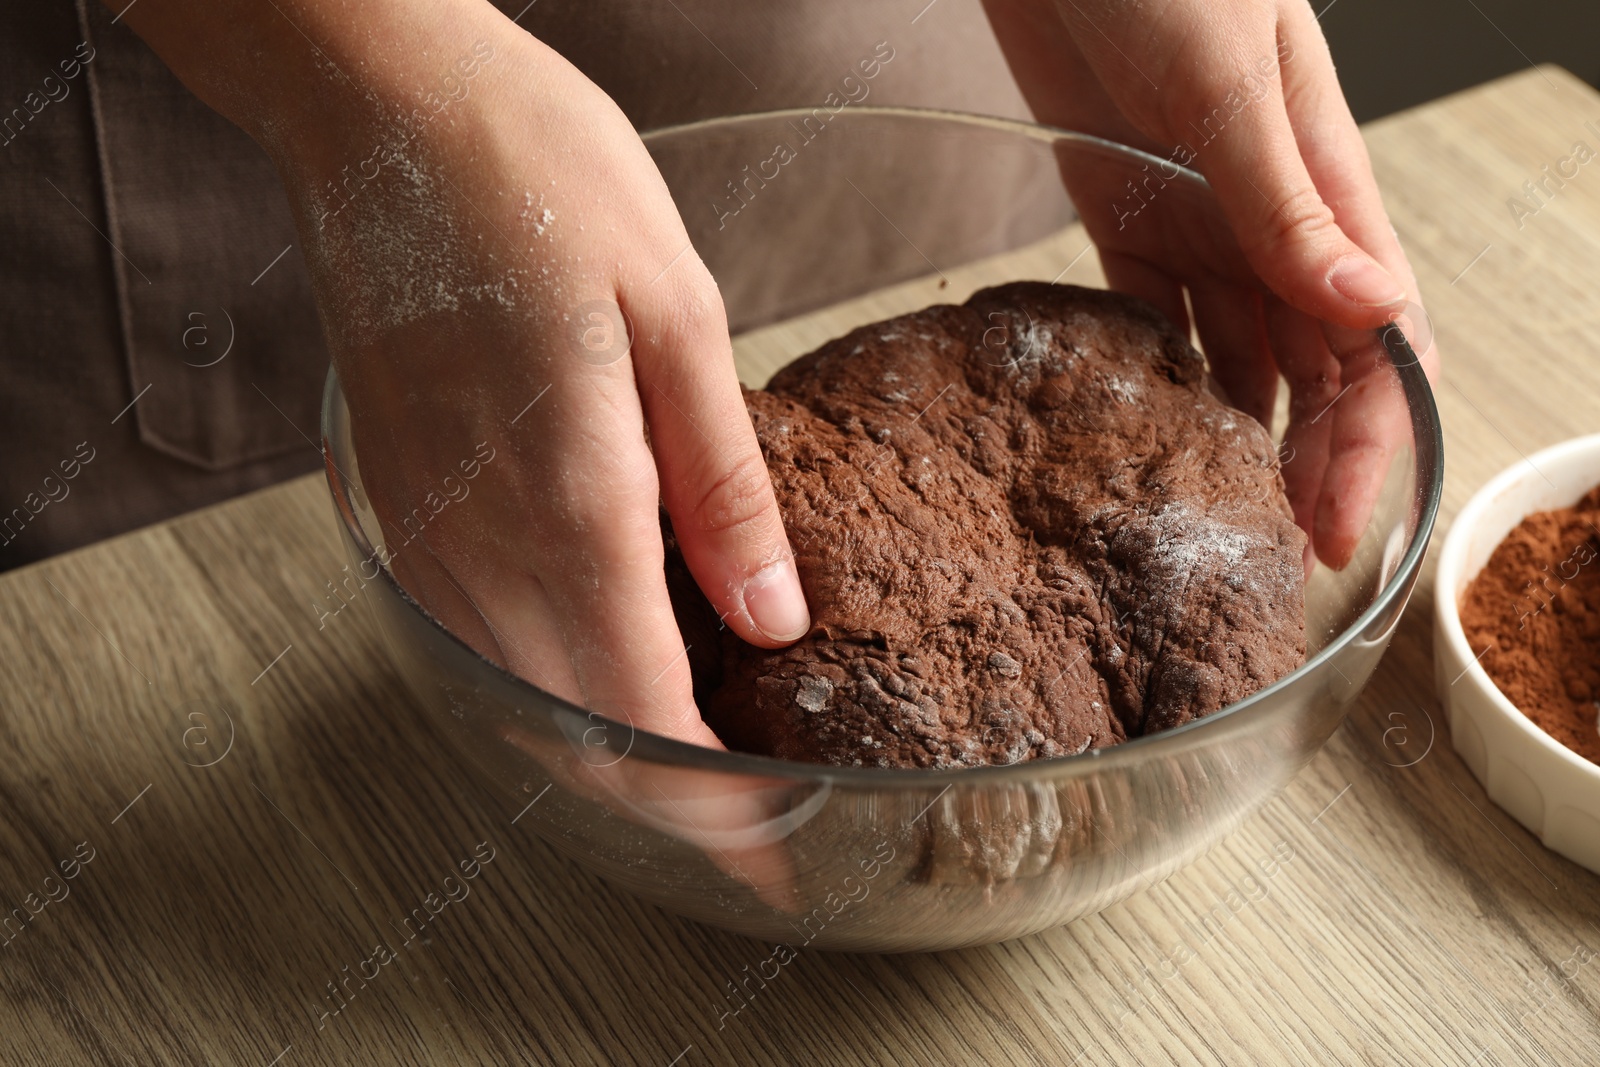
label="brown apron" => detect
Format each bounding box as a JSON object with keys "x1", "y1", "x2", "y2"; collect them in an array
[{"x1": 0, "y1": 0, "x2": 1029, "y2": 568}]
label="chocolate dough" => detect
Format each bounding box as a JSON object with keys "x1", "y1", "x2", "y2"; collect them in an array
[{"x1": 669, "y1": 282, "x2": 1307, "y2": 768}]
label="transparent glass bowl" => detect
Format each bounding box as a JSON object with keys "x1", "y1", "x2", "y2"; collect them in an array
[{"x1": 321, "y1": 108, "x2": 1442, "y2": 952}]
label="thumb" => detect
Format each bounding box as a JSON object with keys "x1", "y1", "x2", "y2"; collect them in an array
[
  {"x1": 625, "y1": 268, "x2": 811, "y2": 648},
  {"x1": 1160, "y1": 43, "x2": 1407, "y2": 328},
  {"x1": 1054, "y1": 6, "x2": 1408, "y2": 329}
]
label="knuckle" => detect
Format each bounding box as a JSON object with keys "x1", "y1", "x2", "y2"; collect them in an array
[
  {"x1": 688, "y1": 452, "x2": 776, "y2": 538},
  {"x1": 545, "y1": 457, "x2": 661, "y2": 545},
  {"x1": 1243, "y1": 185, "x2": 1339, "y2": 260},
  {"x1": 649, "y1": 260, "x2": 729, "y2": 345}
]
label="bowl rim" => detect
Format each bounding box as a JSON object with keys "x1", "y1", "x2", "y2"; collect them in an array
[
  {"x1": 1434, "y1": 432, "x2": 1600, "y2": 783},
  {"x1": 320, "y1": 104, "x2": 1445, "y2": 788}
]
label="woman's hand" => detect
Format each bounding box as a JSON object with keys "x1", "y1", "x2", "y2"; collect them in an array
[
  {"x1": 984, "y1": 0, "x2": 1440, "y2": 568},
  {"x1": 121, "y1": 0, "x2": 810, "y2": 745}
]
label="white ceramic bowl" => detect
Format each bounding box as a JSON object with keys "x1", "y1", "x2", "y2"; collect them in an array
[{"x1": 1435, "y1": 434, "x2": 1600, "y2": 874}]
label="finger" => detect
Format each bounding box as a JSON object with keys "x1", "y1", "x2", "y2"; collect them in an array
[
  {"x1": 388, "y1": 525, "x2": 590, "y2": 702},
  {"x1": 1098, "y1": 250, "x2": 1191, "y2": 336},
  {"x1": 627, "y1": 263, "x2": 812, "y2": 649},
  {"x1": 1276, "y1": 0, "x2": 1425, "y2": 330},
  {"x1": 385, "y1": 540, "x2": 507, "y2": 668},
  {"x1": 529, "y1": 371, "x2": 724, "y2": 749},
  {"x1": 1276, "y1": 0, "x2": 1439, "y2": 566},
  {"x1": 1140, "y1": 18, "x2": 1409, "y2": 328},
  {"x1": 980, "y1": 0, "x2": 1163, "y2": 151},
  {"x1": 498, "y1": 721, "x2": 803, "y2": 912},
  {"x1": 1266, "y1": 299, "x2": 1340, "y2": 570},
  {"x1": 467, "y1": 572, "x2": 584, "y2": 703},
  {"x1": 1188, "y1": 275, "x2": 1278, "y2": 428},
  {"x1": 1276, "y1": 0, "x2": 1438, "y2": 382},
  {"x1": 1312, "y1": 323, "x2": 1414, "y2": 569},
  {"x1": 616, "y1": 758, "x2": 804, "y2": 914}
]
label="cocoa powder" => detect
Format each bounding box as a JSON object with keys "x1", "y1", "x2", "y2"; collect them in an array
[{"x1": 1460, "y1": 485, "x2": 1600, "y2": 764}]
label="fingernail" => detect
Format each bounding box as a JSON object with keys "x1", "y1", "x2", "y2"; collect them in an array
[
  {"x1": 743, "y1": 559, "x2": 810, "y2": 643},
  {"x1": 1327, "y1": 254, "x2": 1407, "y2": 309}
]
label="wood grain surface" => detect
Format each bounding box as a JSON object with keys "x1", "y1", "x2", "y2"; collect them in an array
[{"x1": 4, "y1": 65, "x2": 1600, "y2": 1066}]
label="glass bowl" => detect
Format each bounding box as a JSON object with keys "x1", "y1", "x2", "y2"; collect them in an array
[{"x1": 320, "y1": 108, "x2": 1442, "y2": 952}]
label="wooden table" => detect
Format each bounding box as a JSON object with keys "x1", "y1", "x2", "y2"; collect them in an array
[{"x1": 5, "y1": 65, "x2": 1600, "y2": 1066}]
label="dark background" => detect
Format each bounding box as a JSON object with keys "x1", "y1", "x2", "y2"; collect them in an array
[{"x1": 1321, "y1": 0, "x2": 1599, "y2": 120}]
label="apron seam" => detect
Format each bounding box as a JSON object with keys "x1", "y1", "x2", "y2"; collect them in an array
[
  {"x1": 75, "y1": 0, "x2": 148, "y2": 449},
  {"x1": 75, "y1": 0, "x2": 315, "y2": 473}
]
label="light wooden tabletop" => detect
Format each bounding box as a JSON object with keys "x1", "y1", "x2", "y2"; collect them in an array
[{"x1": 5, "y1": 64, "x2": 1600, "y2": 1066}]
